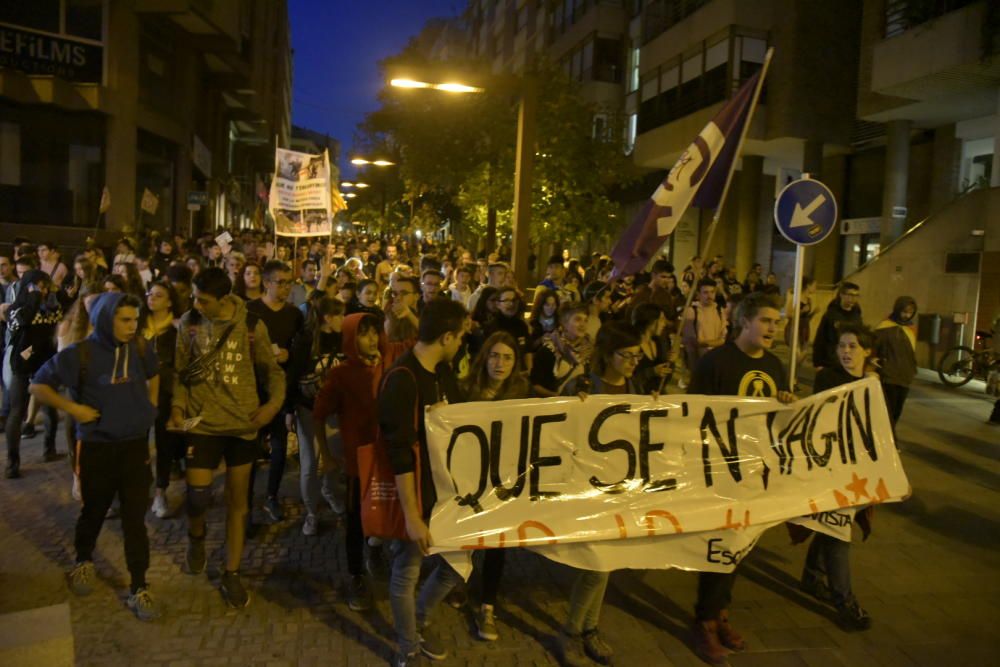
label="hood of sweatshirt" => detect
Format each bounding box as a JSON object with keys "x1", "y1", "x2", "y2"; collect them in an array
[
  {"x1": 888, "y1": 295, "x2": 917, "y2": 325},
  {"x1": 341, "y1": 312, "x2": 389, "y2": 366},
  {"x1": 87, "y1": 292, "x2": 137, "y2": 383}
]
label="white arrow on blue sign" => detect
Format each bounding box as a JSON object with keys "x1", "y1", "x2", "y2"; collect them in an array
[{"x1": 773, "y1": 178, "x2": 838, "y2": 246}]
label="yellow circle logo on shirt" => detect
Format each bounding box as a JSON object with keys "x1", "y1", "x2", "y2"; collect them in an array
[{"x1": 738, "y1": 370, "x2": 777, "y2": 397}]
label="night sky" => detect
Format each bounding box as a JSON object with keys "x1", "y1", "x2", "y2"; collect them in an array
[{"x1": 288, "y1": 0, "x2": 462, "y2": 175}]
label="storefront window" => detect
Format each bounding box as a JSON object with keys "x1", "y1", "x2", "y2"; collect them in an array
[
  {"x1": 0, "y1": 1, "x2": 61, "y2": 34},
  {"x1": 65, "y1": 0, "x2": 103, "y2": 41},
  {"x1": 0, "y1": 100, "x2": 104, "y2": 228}
]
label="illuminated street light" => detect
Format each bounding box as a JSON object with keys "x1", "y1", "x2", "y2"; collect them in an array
[
  {"x1": 344, "y1": 192, "x2": 357, "y2": 199},
  {"x1": 341, "y1": 181, "x2": 355, "y2": 188},
  {"x1": 354, "y1": 182, "x2": 369, "y2": 188},
  {"x1": 388, "y1": 69, "x2": 534, "y2": 282},
  {"x1": 351, "y1": 157, "x2": 396, "y2": 166},
  {"x1": 390, "y1": 78, "x2": 431, "y2": 89},
  {"x1": 390, "y1": 78, "x2": 484, "y2": 94}
]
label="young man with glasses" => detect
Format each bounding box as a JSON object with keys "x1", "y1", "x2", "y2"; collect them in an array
[
  {"x1": 246, "y1": 261, "x2": 303, "y2": 523},
  {"x1": 484, "y1": 287, "x2": 528, "y2": 353},
  {"x1": 417, "y1": 269, "x2": 444, "y2": 314},
  {"x1": 812, "y1": 282, "x2": 862, "y2": 371},
  {"x1": 387, "y1": 275, "x2": 420, "y2": 343}
]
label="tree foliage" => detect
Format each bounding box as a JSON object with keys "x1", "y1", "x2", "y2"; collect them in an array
[{"x1": 354, "y1": 47, "x2": 638, "y2": 246}]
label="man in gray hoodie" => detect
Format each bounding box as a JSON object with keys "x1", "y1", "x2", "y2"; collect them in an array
[{"x1": 168, "y1": 267, "x2": 284, "y2": 608}]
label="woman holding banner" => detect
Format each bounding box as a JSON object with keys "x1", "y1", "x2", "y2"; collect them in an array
[
  {"x1": 555, "y1": 321, "x2": 644, "y2": 667},
  {"x1": 455, "y1": 331, "x2": 532, "y2": 642},
  {"x1": 796, "y1": 321, "x2": 875, "y2": 631}
]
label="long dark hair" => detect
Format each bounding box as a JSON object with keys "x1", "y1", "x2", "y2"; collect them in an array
[
  {"x1": 471, "y1": 286, "x2": 498, "y2": 324},
  {"x1": 592, "y1": 321, "x2": 640, "y2": 377},
  {"x1": 304, "y1": 294, "x2": 345, "y2": 359},
  {"x1": 463, "y1": 331, "x2": 530, "y2": 401}
]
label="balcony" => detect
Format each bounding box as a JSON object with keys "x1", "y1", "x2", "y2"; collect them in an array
[
  {"x1": 871, "y1": 1, "x2": 1000, "y2": 106},
  {"x1": 136, "y1": 0, "x2": 241, "y2": 47}
]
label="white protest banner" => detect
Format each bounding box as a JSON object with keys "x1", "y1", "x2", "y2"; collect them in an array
[
  {"x1": 268, "y1": 147, "x2": 333, "y2": 237},
  {"x1": 425, "y1": 376, "x2": 909, "y2": 575}
]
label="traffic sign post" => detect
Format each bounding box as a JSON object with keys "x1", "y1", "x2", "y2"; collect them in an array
[{"x1": 773, "y1": 175, "x2": 838, "y2": 389}]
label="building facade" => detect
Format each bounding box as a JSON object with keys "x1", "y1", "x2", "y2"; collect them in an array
[
  {"x1": 436, "y1": 0, "x2": 998, "y2": 297},
  {"x1": 0, "y1": 0, "x2": 291, "y2": 246}
]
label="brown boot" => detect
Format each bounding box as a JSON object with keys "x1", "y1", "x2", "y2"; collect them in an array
[
  {"x1": 692, "y1": 619, "x2": 729, "y2": 665},
  {"x1": 717, "y1": 610, "x2": 746, "y2": 651}
]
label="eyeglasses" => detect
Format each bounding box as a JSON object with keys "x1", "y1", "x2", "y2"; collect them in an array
[
  {"x1": 615, "y1": 351, "x2": 643, "y2": 363},
  {"x1": 391, "y1": 290, "x2": 415, "y2": 298}
]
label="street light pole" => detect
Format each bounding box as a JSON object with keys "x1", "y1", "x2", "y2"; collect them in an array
[{"x1": 511, "y1": 78, "x2": 536, "y2": 287}]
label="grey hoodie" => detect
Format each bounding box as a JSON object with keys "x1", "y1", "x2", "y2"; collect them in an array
[{"x1": 172, "y1": 295, "x2": 285, "y2": 439}]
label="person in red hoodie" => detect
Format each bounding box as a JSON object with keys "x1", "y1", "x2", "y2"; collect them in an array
[{"x1": 312, "y1": 312, "x2": 411, "y2": 612}]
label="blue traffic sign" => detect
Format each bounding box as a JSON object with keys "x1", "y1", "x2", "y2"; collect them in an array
[
  {"x1": 773, "y1": 178, "x2": 838, "y2": 245},
  {"x1": 187, "y1": 190, "x2": 209, "y2": 206}
]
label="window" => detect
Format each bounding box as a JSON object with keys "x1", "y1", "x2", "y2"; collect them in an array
[
  {"x1": 626, "y1": 112, "x2": 637, "y2": 153},
  {"x1": 65, "y1": 0, "x2": 103, "y2": 41},
  {"x1": 627, "y1": 46, "x2": 640, "y2": 92},
  {"x1": 0, "y1": 1, "x2": 60, "y2": 34},
  {"x1": 593, "y1": 114, "x2": 607, "y2": 140},
  {"x1": 0, "y1": 100, "x2": 105, "y2": 228}
]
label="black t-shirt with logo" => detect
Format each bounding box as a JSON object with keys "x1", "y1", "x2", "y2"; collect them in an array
[{"x1": 688, "y1": 341, "x2": 788, "y2": 397}]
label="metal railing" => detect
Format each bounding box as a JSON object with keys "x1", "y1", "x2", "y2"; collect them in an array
[{"x1": 884, "y1": 0, "x2": 979, "y2": 38}]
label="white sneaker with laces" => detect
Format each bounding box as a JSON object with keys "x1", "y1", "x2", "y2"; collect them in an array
[
  {"x1": 302, "y1": 513, "x2": 318, "y2": 536},
  {"x1": 152, "y1": 494, "x2": 169, "y2": 519}
]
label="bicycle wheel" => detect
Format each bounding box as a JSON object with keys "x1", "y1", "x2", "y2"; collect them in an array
[{"x1": 937, "y1": 346, "x2": 976, "y2": 387}]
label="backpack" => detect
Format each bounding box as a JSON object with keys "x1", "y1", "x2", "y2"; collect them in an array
[
  {"x1": 298, "y1": 351, "x2": 339, "y2": 403},
  {"x1": 683, "y1": 301, "x2": 724, "y2": 345}
]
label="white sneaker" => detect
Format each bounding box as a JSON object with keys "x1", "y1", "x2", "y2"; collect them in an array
[
  {"x1": 302, "y1": 513, "x2": 318, "y2": 536},
  {"x1": 71, "y1": 474, "x2": 81, "y2": 502},
  {"x1": 152, "y1": 494, "x2": 169, "y2": 519}
]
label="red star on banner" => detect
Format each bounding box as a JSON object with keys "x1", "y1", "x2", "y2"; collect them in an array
[{"x1": 845, "y1": 472, "x2": 871, "y2": 503}]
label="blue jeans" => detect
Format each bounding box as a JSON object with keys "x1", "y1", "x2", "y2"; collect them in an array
[
  {"x1": 389, "y1": 539, "x2": 464, "y2": 656},
  {"x1": 563, "y1": 569, "x2": 609, "y2": 635},
  {"x1": 804, "y1": 533, "x2": 853, "y2": 605},
  {"x1": 295, "y1": 405, "x2": 336, "y2": 516}
]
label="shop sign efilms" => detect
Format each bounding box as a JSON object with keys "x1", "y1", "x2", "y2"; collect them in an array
[{"x1": 0, "y1": 23, "x2": 103, "y2": 84}]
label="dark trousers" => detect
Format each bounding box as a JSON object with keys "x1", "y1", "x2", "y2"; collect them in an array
[
  {"x1": 481, "y1": 549, "x2": 506, "y2": 606},
  {"x1": 75, "y1": 438, "x2": 152, "y2": 591},
  {"x1": 881, "y1": 382, "x2": 909, "y2": 430},
  {"x1": 990, "y1": 399, "x2": 999, "y2": 424},
  {"x1": 153, "y1": 405, "x2": 184, "y2": 489},
  {"x1": 4, "y1": 371, "x2": 57, "y2": 469},
  {"x1": 803, "y1": 533, "x2": 853, "y2": 606},
  {"x1": 345, "y1": 475, "x2": 364, "y2": 576},
  {"x1": 264, "y1": 413, "x2": 288, "y2": 498},
  {"x1": 696, "y1": 572, "x2": 735, "y2": 621}
]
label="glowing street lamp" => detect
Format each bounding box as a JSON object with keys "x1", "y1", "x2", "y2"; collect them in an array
[
  {"x1": 351, "y1": 157, "x2": 395, "y2": 166},
  {"x1": 388, "y1": 71, "x2": 535, "y2": 283}
]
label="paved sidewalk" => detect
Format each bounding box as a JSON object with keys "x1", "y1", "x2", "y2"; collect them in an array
[{"x1": 0, "y1": 373, "x2": 998, "y2": 666}]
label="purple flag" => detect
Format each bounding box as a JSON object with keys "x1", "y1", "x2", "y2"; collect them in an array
[{"x1": 611, "y1": 68, "x2": 764, "y2": 278}]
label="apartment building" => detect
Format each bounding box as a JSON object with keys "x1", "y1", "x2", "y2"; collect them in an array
[{"x1": 0, "y1": 0, "x2": 292, "y2": 244}]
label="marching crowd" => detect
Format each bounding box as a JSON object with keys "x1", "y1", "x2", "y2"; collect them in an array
[{"x1": 0, "y1": 228, "x2": 930, "y2": 666}]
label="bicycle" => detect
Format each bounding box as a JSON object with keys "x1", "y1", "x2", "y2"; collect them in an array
[{"x1": 936, "y1": 331, "x2": 998, "y2": 388}]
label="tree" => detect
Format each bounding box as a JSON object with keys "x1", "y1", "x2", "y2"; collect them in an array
[{"x1": 355, "y1": 47, "x2": 638, "y2": 251}]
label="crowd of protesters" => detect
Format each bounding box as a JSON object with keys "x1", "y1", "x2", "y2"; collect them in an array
[{"x1": 0, "y1": 225, "x2": 964, "y2": 666}]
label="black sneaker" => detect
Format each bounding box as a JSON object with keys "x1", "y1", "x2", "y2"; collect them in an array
[
  {"x1": 220, "y1": 570, "x2": 250, "y2": 608},
  {"x1": 800, "y1": 575, "x2": 834, "y2": 604},
  {"x1": 41, "y1": 451, "x2": 66, "y2": 463},
  {"x1": 836, "y1": 599, "x2": 872, "y2": 631},
  {"x1": 186, "y1": 536, "x2": 206, "y2": 574},
  {"x1": 21, "y1": 422, "x2": 37, "y2": 438},
  {"x1": 4, "y1": 464, "x2": 21, "y2": 479},
  {"x1": 554, "y1": 631, "x2": 589, "y2": 667},
  {"x1": 445, "y1": 587, "x2": 467, "y2": 609},
  {"x1": 263, "y1": 496, "x2": 284, "y2": 522},
  {"x1": 581, "y1": 628, "x2": 613, "y2": 664},
  {"x1": 346, "y1": 575, "x2": 373, "y2": 612},
  {"x1": 418, "y1": 627, "x2": 448, "y2": 661}
]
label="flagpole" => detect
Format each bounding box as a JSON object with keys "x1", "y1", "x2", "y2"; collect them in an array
[
  {"x1": 681, "y1": 48, "x2": 773, "y2": 319},
  {"x1": 668, "y1": 48, "x2": 773, "y2": 387}
]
